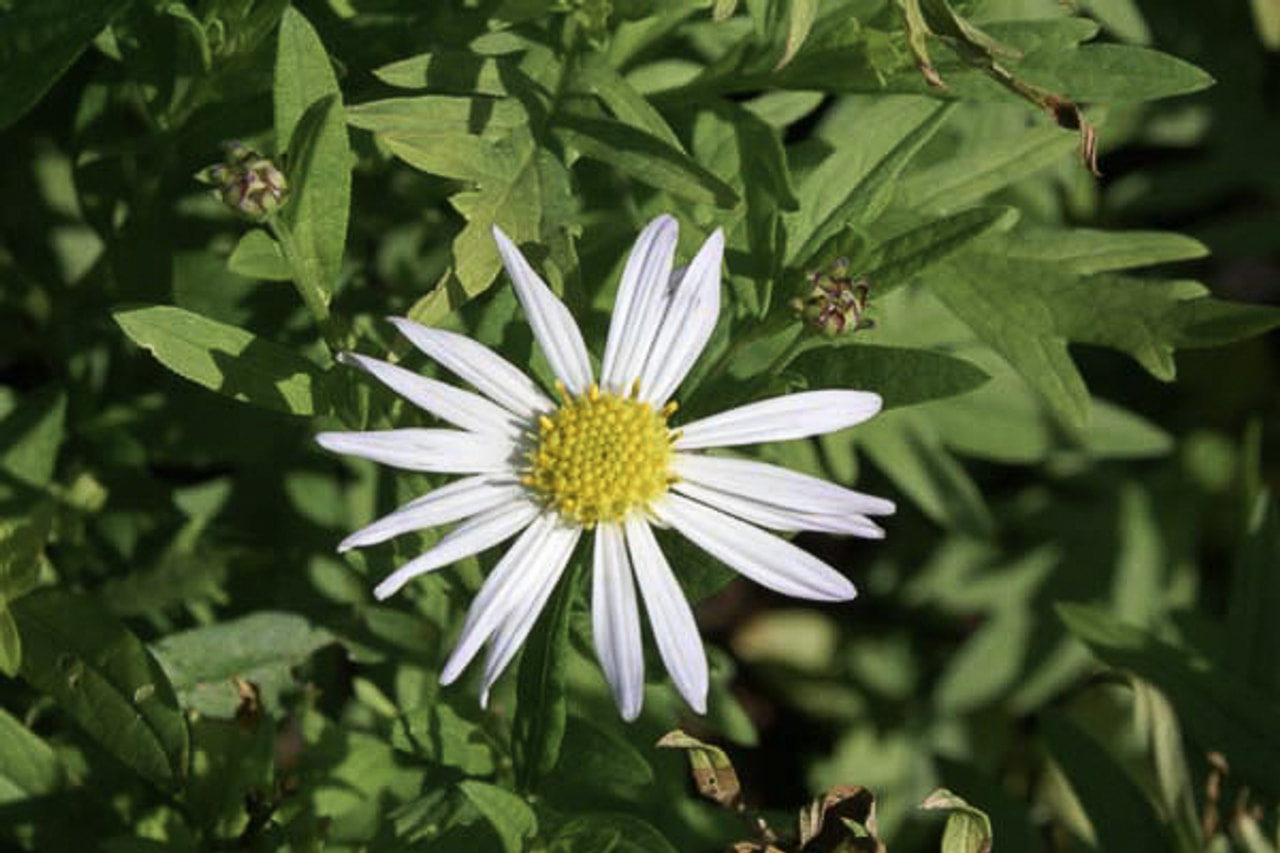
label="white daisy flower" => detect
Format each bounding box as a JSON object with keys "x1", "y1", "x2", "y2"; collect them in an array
[{"x1": 318, "y1": 216, "x2": 894, "y2": 720}]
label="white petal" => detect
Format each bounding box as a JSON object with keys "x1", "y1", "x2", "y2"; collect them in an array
[
  {"x1": 672, "y1": 452, "x2": 896, "y2": 517},
  {"x1": 623, "y1": 515, "x2": 708, "y2": 714},
  {"x1": 388, "y1": 317, "x2": 553, "y2": 419},
  {"x1": 338, "y1": 352, "x2": 522, "y2": 438},
  {"x1": 673, "y1": 390, "x2": 882, "y2": 449},
  {"x1": 339, "y1": 475, "x2": 524, "y2": 552},
  {"x1": 438, "y1": 513, "x2": 562, "y2": 685},
  {"x1": 672, "y1": 480, "x2": 885, "y2": 538},
  {"x1": 492, "y1": 226, "x2": 594, "y2": 395},
  {"x1": 600, "y1": 216, "x2": 679, "y2": 394},
  {"x1": 316, "y1": 429, "x2": 516, "y2": 474},
  {"x1": 373, "y1": 499, "x2": 541, "y2": 600},
  {"x1": 478, "y1": 522, "x2": 581, "y2": 706},
  {"x1": 590, "y1": 523, "x2": 645, "y2": 720},
  {"x1": 652, "y1": 493, "x2": 857, "y2": 602},
  {"x1": 637, "y1": 228, "x2": 725, "y2": 405}
]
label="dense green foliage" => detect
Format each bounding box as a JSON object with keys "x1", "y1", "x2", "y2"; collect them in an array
[{"x1": 2, "y1": 0, "x2": 1279, "y2": 850}]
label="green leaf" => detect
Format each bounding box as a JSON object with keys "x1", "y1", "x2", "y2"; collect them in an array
[
  {"x1": 789, "y1": 343, "x2": 990, "y2": 410},
  {"x1": 927, "y1": 248, "x2": 1280, "y2": 430},
  {"x1": 390, "y1": 704, "x2": 496, "y2": 775},
  {"x1": 1058, "y1": 603, "x2": 1280, "y2": 795},
  {"x1": 274, "y1": 7, "x2": 340, "y2": 156},
  {"x1": 0, "y1": 0, "x2": 131, "y2": 129},
  {"x1": 0, "y1": 706, "x2": 63, "y2": 804},
  {"x1": 511, "y1": 560, "x2": 577, "y2": 792},
  {"x1": 1013, "y1": 43, "x2": 1214, "y2": 104},
  {"x1": 0, "y1": 604, "x2": 18, "y2": 677},
  {"x1": 545, "y1": 714, "x2": 655, "y2": 795},
  {"x1": 857, "y1": 411, "x2": 994, "y2": 536},
  {"x1": 275, "y1": 8, "x2": 351, "y2": 295},
  {"x1": 549, "y1": 813, "x2": 680, "y2": 853},
  {"x1": 150, "y1": 611, "x2": 334, "y2": 717},
  {"x1": 789, "y1": 102, "x2": 954, "y2": 267},
  {"x1": 579, "y1": 55, "x2": 685, "y2": 150},
  {"x1": 998, "y1": 227, "x2": 1208, "y2": 275},
  {"x1": 1225, "y1": 492, "x2": 1280, "y2": 700},
  {"x1": 861, "y1": 207, "x2": 1020, "y2": 292},
  {"x1": 554, "y1": 113, "x2": 740, "y2": 207},
  {"x1": 900, "y1": 125, "x2": 1077, "y2": 215},
  {"x1": 227, "y1": 229, "x2": 291, "y2": 281},
  {"x1": 349, "y1": 95, "x2": 573, "y2": 320},
  {"x1": 777, "y1": 0, "x2": 819, "y2": 70},
  {"x1": 1041, "y1": 713, "x2": 1173, "y2": 850},
  {"x1": 0, "y1": 385, "x2": 66, "y2": 488},
  {"x1": 12, "y1": 589, "x2": 189, "y2": 791},
  {"x1": 934, "y1": 608, "x2": 1030, "y2": 713},
  {"x1": 114, "y1": 305, "x2": 330, "y2": 416},
  {"x1": 457, "y1": 781, "x2": 537, "y2": 853},
  {"x1": 921, "y1": 789, "x2": 995, "y2": 853}
]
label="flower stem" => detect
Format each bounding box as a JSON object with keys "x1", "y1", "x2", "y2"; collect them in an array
[{"x1": 267, "y1": 215, "x2": 342, "y2": 354}]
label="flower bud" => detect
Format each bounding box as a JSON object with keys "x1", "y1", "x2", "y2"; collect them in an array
[
  {"x1": 790, "y1": 258, "x2": 873, "y2": 338},
  {"x1": 196, "y1": 142, "x2": 288, "y2": 218}
]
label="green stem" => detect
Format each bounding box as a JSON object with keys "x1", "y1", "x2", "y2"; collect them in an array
[{"x1": 268, "y1": 215, "x2": 342, "y2": 354}]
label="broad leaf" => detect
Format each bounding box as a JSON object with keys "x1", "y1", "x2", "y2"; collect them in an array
[
  {"x1": 789, "y1": 343, "x2": 990, "y2": 410},
  {"x1": 390, "y1": 704, "x2": 496, "y2": 775},
  {"x1": 150, "y1": 611, "x2": 334, "y2": 717},
  {"x1": 227, "y1": 229, "x2": 291, "y2": 281},
  {"x1": 114, "y1": 305, "x2": 330, "y2": 416},
  {"x1": 12, "y1": 590, "x2": 189, "y2": 791},
  {"x1": 1225, "y1": 492, "x2": 1280, "y2": 700},
  {"x1": 458, "y1": 780, "x2": 537, "y2": 853}
]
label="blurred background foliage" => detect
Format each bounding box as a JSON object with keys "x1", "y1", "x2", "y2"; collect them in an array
[{"x1": 1, "y1": 0, "x2": 1280, "y2": 851}]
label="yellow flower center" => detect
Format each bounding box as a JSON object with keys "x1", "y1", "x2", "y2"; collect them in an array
[{"x1": 524, "y1": 384, "x2": 676, "y2": 527}]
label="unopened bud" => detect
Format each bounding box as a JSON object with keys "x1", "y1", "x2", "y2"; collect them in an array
[
  {"x1": 196, "y1": 142, "x2": 288, "y2": 218},
  {"x1": 790, "y1": 258, "x2": 873, "y2": 338}
]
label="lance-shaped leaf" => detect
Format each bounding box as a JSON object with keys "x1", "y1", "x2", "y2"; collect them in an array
[
  {"x1": 459, "y1": 780, "x2": 538, "y2": 853},
  {"x1": 921, "y1": 789, "x2": 994, "y2": 853},
  {"x1": 12, "y1": 590, "x2": 189, "y2": 792},
  {"x1": 275, "y1": 7, "x2": 351, "y2": 295},
  {"x1": 114, "y1": 305, "x2": 331, "y2": 416},
  {"x1": 1058, "y1": 603, "x2": 1280, "y2": 796}
]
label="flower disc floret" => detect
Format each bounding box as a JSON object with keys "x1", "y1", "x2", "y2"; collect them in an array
[{"x1": 524, "y1": 384, "x2": 675, "y2": 526}]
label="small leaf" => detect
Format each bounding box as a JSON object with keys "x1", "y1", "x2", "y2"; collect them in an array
[
  {"x1": 510, "y1": 559, "x2": 577, "y2": 792},
  {"x1": 12, "y1": 590, "x2": 189, "y2": 791},
  {"x1": 921, "y1": 789, "x2": 993, "y2": 853},
  {"x1": 458, "y1": 780, "x2": 537, "y2": 853},
  {"x1": 150, "y1": 611, "x2": 334, "y2": 717},
  {"x1": 0, "y1": 707, "x2": 63, "y2": 803},
  {"x1": 777, "y1": 0, "x2": 819, "y2": 70},
  {"x1": 227, "y1": 229, "x2": 291, "y2": 281},
  {"x1": 656, "y1": 729, "x2": 741, "y2": 807},
  {"x1": 114, "y1": 305, "x2": 330, "y2": 416},
  {"x1": 0, "y1": 385, "x2": 66, "y2": 488},
  {"x1": 0, "y1": 603, "x2": 20, "y2": 678}
]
